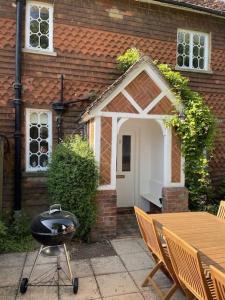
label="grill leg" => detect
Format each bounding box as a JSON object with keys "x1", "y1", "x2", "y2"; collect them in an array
[
  {"x1": 63, "y1": 243, "x2": 73, "y2": 282},
  {"x1": 28, "y1": 245, "x2": 43, "y2": 281}
]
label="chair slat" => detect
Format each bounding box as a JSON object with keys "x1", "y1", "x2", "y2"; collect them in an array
[
  {"x1": 217, "y1": 200, "x2": 225, "y2": 219},
  {"x1": 210, "y1": 265, "x2": 225, "y2": 300},
  {"x1": 134, "y1": 206, "x2": 180, "y2": 300},
  {"x1": 163, "y1": 227, "x2": 214, "y2": 300}
]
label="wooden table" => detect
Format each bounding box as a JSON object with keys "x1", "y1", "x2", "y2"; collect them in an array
[{"x1": 151, "y1": 212, "x2": 225, "y2": 273}]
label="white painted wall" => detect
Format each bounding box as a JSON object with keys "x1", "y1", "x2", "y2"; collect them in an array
[{"x1": 117, "y1": 119, "x2": 164, "y2": 211}]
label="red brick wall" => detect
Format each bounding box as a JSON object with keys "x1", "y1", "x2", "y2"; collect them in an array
[
  {"x1": 103, "y1": 93, "x2": 137, "y2": 113},
  {"x1": 91, "y1": 190, "x2": 117, "y2": 240},
  {"x1": 0, "y1": 0, "x2": 225, "y2": 215},
  {"x1": 149, "y1": 96, "x2": 174, "y2": 115},
  {"x1": 162, "y1": 187, "x2": 189, "y2": 212},
  {"x1": 100, "y1": 117, "x2": 112, "y2": 185},
  {"x1": 125, "y1": 71, "x2": 161, "y2": 109},
  {"x1": 171, "y1": 130, "x2": 182, "y2": 183}
]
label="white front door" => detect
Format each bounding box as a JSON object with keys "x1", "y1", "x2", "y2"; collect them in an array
[{"x1": 116, "y1": 130, "x2": 136, "y2": 207}]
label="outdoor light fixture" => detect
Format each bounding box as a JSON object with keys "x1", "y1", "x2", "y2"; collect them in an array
[
  {"x1": 178, "y1": 111, "x2": 185, "y2": 122},
  {"x1": 52, "y1": 74, "x2": 95, "y2": 143},
  {"x1": 52, "y1": 75, "x2": 68, "y2": 143}
]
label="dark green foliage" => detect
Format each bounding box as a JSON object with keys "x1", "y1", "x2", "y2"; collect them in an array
[
  {"x1": 0, "y1": 213, "x2": 36, "y2": 253},
  {"x1": 157, "y1": 64, "x2": 216, "y2": 210},
  {"x1": 116, "y1": 48, "x2": 141, "y2": 72},
  {"x1": 218, "y1": 175, "x2": 225, "y2": 199},
  {"x1": 47, "y1": 135, "x2": 99, "y2": 238}
]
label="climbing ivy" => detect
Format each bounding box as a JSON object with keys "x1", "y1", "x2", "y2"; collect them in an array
[
  {"x1": 116, "y1": 48, "x2": 141, "y2": 72},
  {"x1": 157, "y1": 64, "x2": 216, "y2": 210},
  {"x1": 116, "y1": 49, "x2": 216, "y2": 210}
]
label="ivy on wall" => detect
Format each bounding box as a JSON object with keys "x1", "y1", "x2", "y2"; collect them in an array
[
  {"x1": 117, "y1": 49, "x2": 216, "y2": 210},
  {"x1": 157, "y1": 64, "x2": 216, "y2": 210}
]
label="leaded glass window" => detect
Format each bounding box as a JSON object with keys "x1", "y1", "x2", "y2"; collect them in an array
[
  {"x1": 26, "y1": 109, "x2": 52, "y2": 171},
  {"x1": 26, "y1": 2, "x2": 53, "y2": 52},
  {"x1": 177, "y1": 30, "x2": 209, "y2": 71}
]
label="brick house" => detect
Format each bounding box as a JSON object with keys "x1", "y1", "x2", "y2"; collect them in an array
[{"x1": 0, "y1": 0, "x2": 225, "y2": 238}]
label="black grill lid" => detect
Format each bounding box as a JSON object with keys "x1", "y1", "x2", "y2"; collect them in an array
[{"x1": 31, "y1": 204, "x2": 79, "y2": 245}]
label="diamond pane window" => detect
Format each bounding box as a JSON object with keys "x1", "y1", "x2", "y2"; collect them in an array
[
  {"x1": 26, "y1": 2, "x2": 53, "y2": 52},
  {"x1": 26, "y1": 109, "x2": 52, "y2": 171},
  {"x1": 177, "y1": 29, "x2": 209, "y2": 71}
]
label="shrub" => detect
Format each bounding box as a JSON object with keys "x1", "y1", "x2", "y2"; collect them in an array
[
  {"x1": 116, "y1": 48, "x2": 141, "y2": 72},
  {"x1": 47, "y1": 135, "x2": 99, "y2": 239},
  {"x1": 0, "y1": 219, "x2": 7, "y2": 245},
  {"x1": 0, "y1": 213, "x2": 35, "y2": 253},
  {"x1": 12, "y1": 212, "x2": 31, "y2": 238}
]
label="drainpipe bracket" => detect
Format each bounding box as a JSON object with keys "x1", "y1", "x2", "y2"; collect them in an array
[{"x1": 13, "y1": 82, "x2": 22, "y2": 89}]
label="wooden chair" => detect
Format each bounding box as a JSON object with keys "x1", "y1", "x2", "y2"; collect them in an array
[
  {"x1": 163, "y1": 227, "x2": 216, "y2": 300},
  {"x1": 134, "y1": 206, "x2": 181, "y2": 300},
  {"x1": 210, "y1": 265, "x2": 225, "y2": 300},
  {"x1": 217, "y1": 201, "x2": 225, "y2": 219}
]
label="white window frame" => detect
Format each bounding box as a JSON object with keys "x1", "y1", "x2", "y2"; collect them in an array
[
  {"x1": 25, "y1": 1, "x2": 54, "y2": 53},
  {"x1": 26, "y1": 108, "x2": 52, "y2": 172},
  {"x1": 176, "y1": 29, "x2": 210, "y2": 71}
]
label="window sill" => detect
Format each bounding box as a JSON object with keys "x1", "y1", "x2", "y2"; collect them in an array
[
  {"x1": 22, "y1": 48, "x2": 57, "y2": 56},
  {"x1": 175, "y1": 66, "x2": 213, "y2": 75}
]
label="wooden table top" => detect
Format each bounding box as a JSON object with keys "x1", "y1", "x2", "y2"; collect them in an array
[{"x1": 151, "y1": 212, "x2": 225, "y2": 272}]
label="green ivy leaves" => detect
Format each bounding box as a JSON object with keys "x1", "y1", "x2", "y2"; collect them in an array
[
  {"x1": 117, "y1": 48, "x2": 141, "y2": 72},
  {"x1": 158, "y1": 63, "x2": 216, "y2": 210}
]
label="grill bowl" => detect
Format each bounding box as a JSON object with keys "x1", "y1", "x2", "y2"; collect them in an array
[{"x1": 31, "y1": 204, "x2": 79, "y2": 246}]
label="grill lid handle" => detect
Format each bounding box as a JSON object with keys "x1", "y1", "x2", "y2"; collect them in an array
[{"x1": 49, "y1": 204, "x2": 62, "y2": 214}]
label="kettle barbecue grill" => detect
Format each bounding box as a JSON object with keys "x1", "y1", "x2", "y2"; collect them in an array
[{"x1": 20, "y1": 204, "x2": 79, "y2": 294}]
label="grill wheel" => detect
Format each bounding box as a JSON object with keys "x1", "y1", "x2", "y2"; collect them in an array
[
  {"x1": 73, "y1": 277, "x2": 79, "y2": 294},
  {"x1": 20, "y1": 278, "x2": 28, "y2": 294}
]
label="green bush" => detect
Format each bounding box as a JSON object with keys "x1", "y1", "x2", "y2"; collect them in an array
[
  {"x1": 0, "y1": 213, "x2": 36, "y2": 253},
  {"x1": 0, "y1": 219, "x2": 7, "y2": 245},
  {"x1": 47, "y1": 135, "x2": 99, "y2": 239},
  {"x1": 116, "y1": 48, "x2": 141, "y2": 72}
]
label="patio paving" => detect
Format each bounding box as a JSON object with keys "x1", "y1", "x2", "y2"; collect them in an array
[{"x1": 0, "y1": 237, "x2": 185, "y2": 300}]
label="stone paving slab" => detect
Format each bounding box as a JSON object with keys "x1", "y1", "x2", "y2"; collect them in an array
[
  {"x1": 129, "y1": 269, "x2": 152, "y2": 292},
  {"x1": 70, "y1": 259, "x2": 94, "y2": 278},
  {"x1": 0, "y1": 267, "x2": 22, "y2": 288},
  {"x1": 0, "y1": 286, "x2": 17, "y2": 300},
  {"x1": 110, "y1": 239, "x2": 143, "y2": 255},
  {"x1": 0, "y1": 253, "x2": 26, "y2": 268},
  {"x1": 25, "y1": 248, "x2": 67, "y2": 267},
  {"x1": 119, "y1": 251, "x2": 154, "y2": 271},
  {"x1": 96, "y1": 272, "x2": 138, "y2": 298},
  {"x1": 22, "y1": 264, "x2": 62, "y2": 286},
  {"x1": 103, "y1": 292, "x2": 144, "y2": 299},
  {"x1": 59, "y1": 276, "x2": 100, "y2": 300},
  {"x1": 16, "y1": 286, "x2": 58, "y2": 300},
  {"x1": 136, "y1": 238, "x2": 149, "y2": 252},
  {"x1": 91, "y1": 256, "x2": 126, "y2": 275},
  {"x1": 0, "y1": 237, "x2": 185, "y2": 300}
]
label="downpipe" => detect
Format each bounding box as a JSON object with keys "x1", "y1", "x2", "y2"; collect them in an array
[{"x1": 13, "y1": 0, "x2": 23, "y2": 212}]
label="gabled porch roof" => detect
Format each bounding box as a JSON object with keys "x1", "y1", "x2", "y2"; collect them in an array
[{"x1": 81, "y1": 56, "x2": 181, "y2": 122}]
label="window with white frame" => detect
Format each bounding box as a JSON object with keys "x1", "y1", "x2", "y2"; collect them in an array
[
  {"x1": 177, "y1": 29, "x2": 209, "y2": 71},
  {"x1": 25, "y1": 2, "x2": 53, "y2": 52},
  {"x1": 26, "y1": 109, "x2": 52, "y2": 171}
]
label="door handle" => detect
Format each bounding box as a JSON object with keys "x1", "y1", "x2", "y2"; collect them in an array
[{"x1": 116, "y1": 175, "x2": 125, "y2": 179}]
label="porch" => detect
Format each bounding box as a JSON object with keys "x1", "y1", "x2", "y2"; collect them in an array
[{"x1": 82, "y1": 56, "x2": 189, "y2": 239}]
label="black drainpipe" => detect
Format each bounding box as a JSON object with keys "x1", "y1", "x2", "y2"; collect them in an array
[{"x1": 13, "y1": 0, "x2": 23, "y2": 212}]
